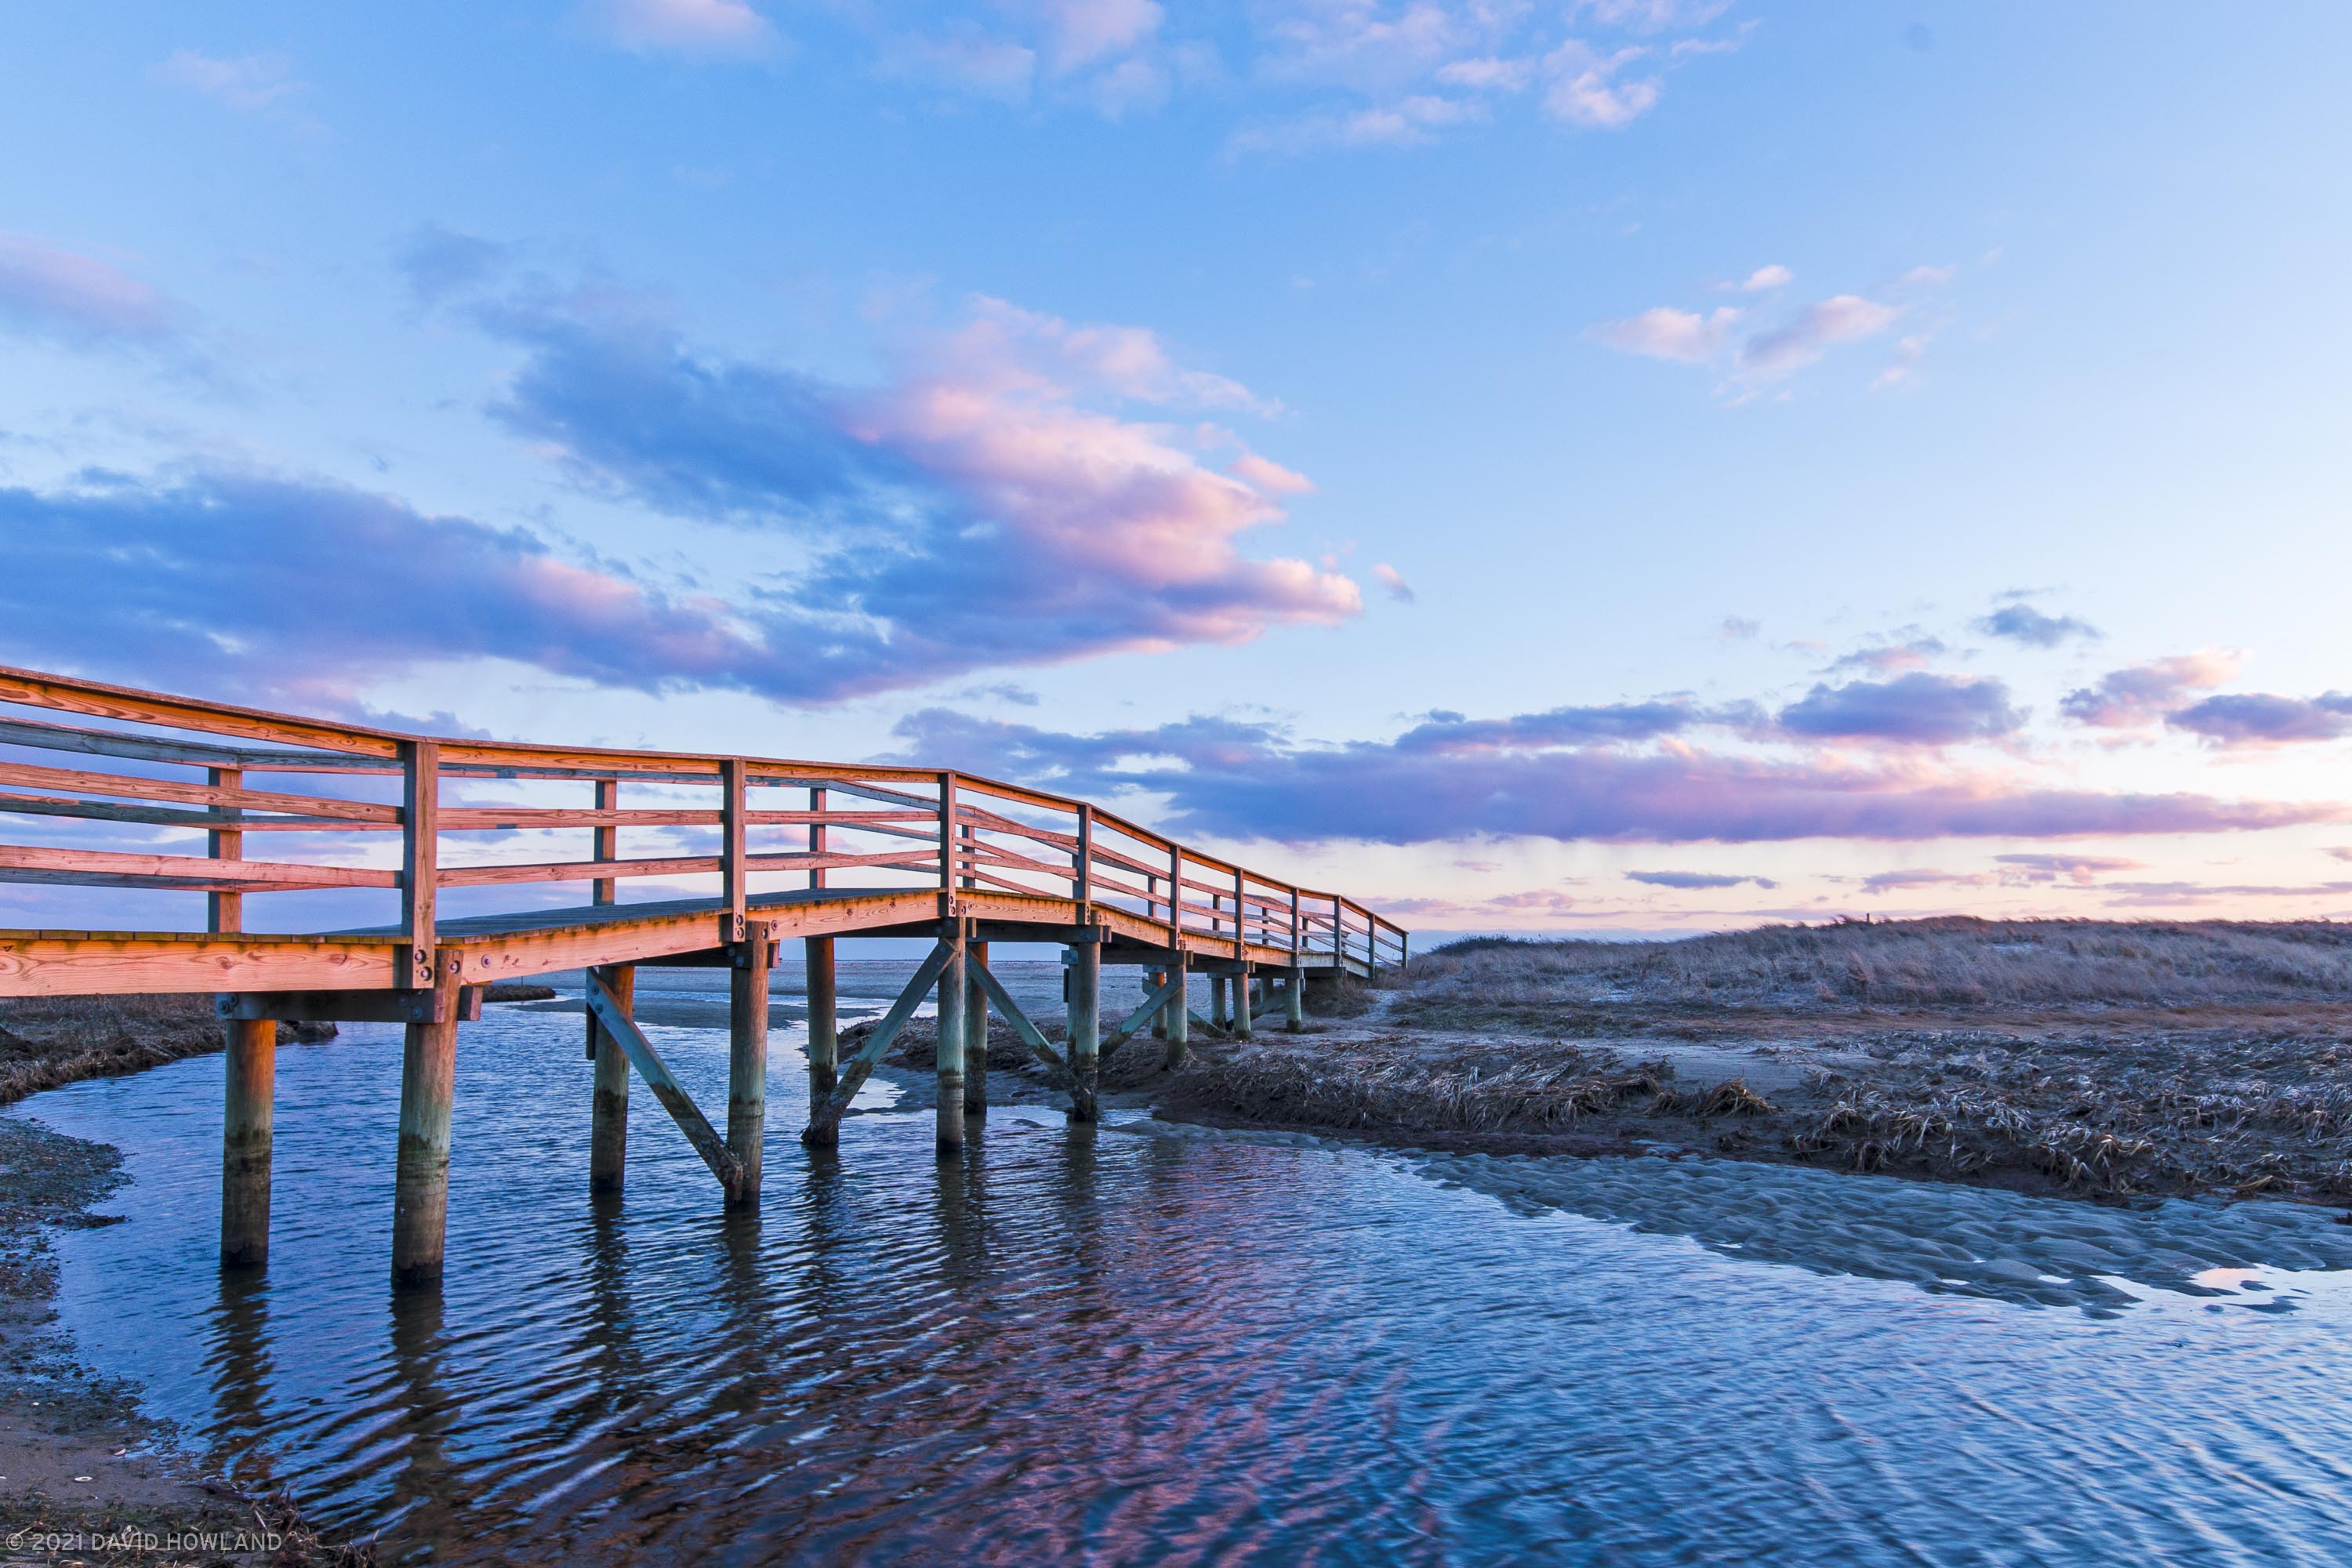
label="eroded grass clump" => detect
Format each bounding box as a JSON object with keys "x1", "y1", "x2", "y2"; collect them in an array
[
  {"x1": 1168, "y1": 1048, "x2": 1777, "y2": 1134},
  {"x1": 0, "y1": 994, "x2": 336, "y2": 1105},
  {"x1": 1788, "y1": 1032, "x2": 2352, "y2": 1197}
]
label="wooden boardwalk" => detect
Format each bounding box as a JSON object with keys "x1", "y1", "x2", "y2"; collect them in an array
[{"x1": 0, "y1": 665, "x2": 1405, "y2": 1285}]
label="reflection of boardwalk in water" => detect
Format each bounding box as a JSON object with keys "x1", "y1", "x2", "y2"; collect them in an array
[{"x1": 0, "y1": 662, "x2": 1403, "y2": 1286}]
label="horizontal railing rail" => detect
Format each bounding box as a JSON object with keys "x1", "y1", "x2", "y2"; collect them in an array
[{"x1": 0, "y1": 663, "x2": 1406, "y2": 980}]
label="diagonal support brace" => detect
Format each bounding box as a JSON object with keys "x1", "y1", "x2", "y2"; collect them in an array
[
  {"x1": 1187, "y1": 1009, "x2": 1230, "y2": 1040},
  {"x1": 969, "y1": 962, "x2": 1073, "y2": 1087},
  {"x1": 802, "y1": 938, "x2": 956, "y2": 1144},
  {"x1": 586, "y1": 971, "x2": 742, "y2": 1194},
  {"x1": 1100, "y1": 972, "x2": 1185, "y2": 1056}
]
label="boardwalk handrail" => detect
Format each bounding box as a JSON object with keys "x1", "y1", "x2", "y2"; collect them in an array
[{"x1": 0, "y1": 663, "x2": 1407, "y2": 985}]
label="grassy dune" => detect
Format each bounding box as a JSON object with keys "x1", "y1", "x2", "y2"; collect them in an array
[
  {"x1": 1394, "y1": 917, "x2": 2352, "y2": 1029},
  {"x1": 1164, "y1": 919, "x2": 2352, "y2": 1204}
]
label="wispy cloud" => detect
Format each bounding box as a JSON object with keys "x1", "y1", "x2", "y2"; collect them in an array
[
  {"x1": 1627, "y1": 869, "x2": 1777, "y2": 890},
  {"x1": 1824, "y1": 634, "x2": 1945, "y2": 675},
  {"x1": 1592, "y1": 305, "x2": 1739, "y2": 363},
  {"x1": 1595, "y1": 264, "x2": 1955, "y2": 390},
  {"x1": 1739, "y1": 293, "x2": 1898, "y2": 378},
  {"x1": 584, "y1": 0, "x2": 780, "y2": 59},
  {"x1": 1991, "y1": 852, "x2": 2141, "y2": 884},
  {"x1": 0, "y1": 235, "x2": 187, "y2": 348},
  {"x1": 1541, "y1": 41, "x2": 1660, "y2": 127},
  {"x1": 1975, "y1": 601, "x2": 2101, "y2": 648},
  {"x1": 1373, "y1": 564, "x2": 1416, "y2": 603},
  {"x1": 1859, "y1": 868, "x2": 1991, "y2": 895},
  {"x1": 150, "y1": 50, "x2": 310, "y2": 116}
]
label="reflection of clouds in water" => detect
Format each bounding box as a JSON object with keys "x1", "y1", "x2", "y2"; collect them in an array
[
  {"x1": 1127, "y1": 1120, "x2": 2352, "y2": 1318},
  {"x1": 510, "y1": 958, "x2": 1074, "y2": 1033}
]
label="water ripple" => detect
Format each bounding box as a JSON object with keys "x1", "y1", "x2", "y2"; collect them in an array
[{"x1": 12, "y1": 964, "x2": 2352, "y2": 1565}]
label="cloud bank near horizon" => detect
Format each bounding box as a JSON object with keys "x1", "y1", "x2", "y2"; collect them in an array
[{"x1": 875, "y1": 706, "x2": 2337, "y2": 848}]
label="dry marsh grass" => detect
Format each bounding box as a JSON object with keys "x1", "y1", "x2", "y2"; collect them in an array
[
  {"x1": 0, "y1": 993, "x2": 333, "y2": 1104},
  {"x1": 1396, "y1": 917, "x2": 2352, "y2": 1025}
]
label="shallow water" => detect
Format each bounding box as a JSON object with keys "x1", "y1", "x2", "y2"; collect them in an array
[{"x1": 16, "y1": 962, "x2": 2352, "y2": 1564}]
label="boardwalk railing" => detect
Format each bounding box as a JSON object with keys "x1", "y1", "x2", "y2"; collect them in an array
[
  {"x1": 0, "y1": 663, "x2": 1404, "y2": 987},
  {"x1": 0, "y1": 664, "x2": 1406, "y2": 1287}
]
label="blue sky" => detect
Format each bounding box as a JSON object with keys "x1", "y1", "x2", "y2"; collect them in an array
[{"x1": 5, "y1": 1, "x2": 2350, "y2": 935}]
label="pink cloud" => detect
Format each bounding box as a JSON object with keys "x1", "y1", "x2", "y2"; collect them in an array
[
  {"x1": 884, "y1": 707, "x2": 2340, "y2": 846},
  {"x1": 1037, "y1": 0, "x2": 1162, "y2": 71},
  {"x1": 0, "y1": 234, "x2": 183, "y2": 345},
  {"x1": 1594, "y1": 305, "x2": 1737, "y2": 363},
  {"x1": 1542, "y1": 42, "x2": 1661, "y2": 128},
  {"x1": 1231, "y1": 452, "x2": 1315, "y2": 495},
  {"x1": 2060, "y1": 651, "x2": 2242, "y2": 728},
  {"x1": 588, "y1": 0, "x2": 779, "y2": 58},
  {"x1": 1740, "y1": 293, "x2": 1899, "y2": 378}
]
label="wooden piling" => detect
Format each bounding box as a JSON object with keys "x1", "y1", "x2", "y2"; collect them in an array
[
  {"x1": 806, "y1": 936, "x2": 837, "y2": 1102},
  {"x1": 1068, "y1": 938, "x2": 1100, "y2": 1123},
  {"x1": 210, "y1": 774, "x2": 271, "y2": 1269},
  {"x1": 936, "y1": 932, "x2": 966, "y2": 1154},
  {"x1": 220, "y1": 1017, "x2": 274, "y2": 1268},
  {"x1": 726, "y1": 933, "x2": 768, "y2": 1208},
  {"x1": 1287, "y1": 962, "x2": 1305, "y2": 1033},
  {"x1": 1209, "y1": 975, "x2": 1228, "y2": 1030},
  {"x1": 1165, "y1": 959, "x2": 1189, "y2": 1070},
  {"x1": 1232, "y1": 970, "x2": 1253, "y2": 1041},
  {"x1": 1150, "y1": 968, "x2": 1168, "y2": 1040},
  {"x1": 965, "y1": 939, "x2": 989, "y2": 1116},
  {"x1": 392, "y1": 969, "x2": 459, "y2": 1289},
  {"x1": 589, "y1": 964, "x2": 634, "y2": 1192}
]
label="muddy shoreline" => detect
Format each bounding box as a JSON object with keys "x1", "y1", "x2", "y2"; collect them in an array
[{"x1": 0, "y1": 999, "x2": 362, "y2": 1564}]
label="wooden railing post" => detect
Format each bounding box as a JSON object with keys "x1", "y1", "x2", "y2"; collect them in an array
[
  {"x1": 207, "y1": 766, "x2": 242, "y2": 937},
  {"x1": 937, "y1": 771, "x2": 958, "y2": 920},
  {"x1": 805, "y1": 785, "x2": 837, "y2": 1104},
  {"x1": 211, "y1": 760, "x2": 274, "y2": 1268},
  {"x1": 1232, "y1": 867, "x2": 1246, "y2": 959},
  {"x1": 399, "y1": 740, "x2": 439, "y2": 990},
  {"x1": 720, "y1": 758, "x2": 747, "y2": 946},
  {"x1": 1074, "y1": 803, "x2": 1093, "y2": 912},
  {"x1": 592, "y1": 778, "x2": 618, "y2": 907},
  {"x1": 1168, "y1": 843, "x2": 1182, "y2": 949}
]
